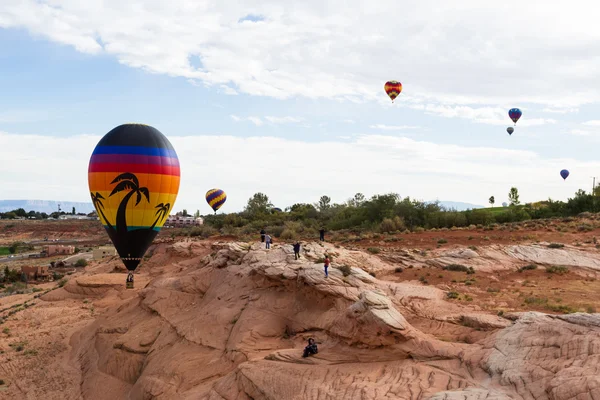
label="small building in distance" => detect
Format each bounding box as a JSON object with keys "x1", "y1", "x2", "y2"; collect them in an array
[
  {"x1": 21, "y1": 265, "x2": 50, "y2": 281},
  {"x1": 93, "y1": 246, "x2": 117, "y2": 260},
  {"x1": 165, "y1": 215, "x2": 204, "y2": 227},
  {"x1": 43, "y1": 245, "x2": 75, "y2": 256}
]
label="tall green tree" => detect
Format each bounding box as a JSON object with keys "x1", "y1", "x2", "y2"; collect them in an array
[
  {"x1": 489, "y1": 196, "x2": 495, "y2": 207},
  {"x1": 244, "y1": 192, "x2": 273, "y2": 217},
  {"x1": 317, "y1": 195, "x2": 331, "y2": 212},
  {"x1": 508, "y1": 187, "x2": 520, "y2": 206}
]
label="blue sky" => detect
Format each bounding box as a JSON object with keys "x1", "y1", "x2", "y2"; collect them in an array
[{"x1": 1, "y1": 1, "x2": 600, "y2": 214}]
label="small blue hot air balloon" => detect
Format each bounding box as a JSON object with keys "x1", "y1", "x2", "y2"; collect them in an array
[
  {"x1": 560, "y1": 169, "x2": 569, "y2": 180},
  {"x1": 508, "y1": 108, "x2": 522, "y2": 125},
  {"x1": 507, "y1": 127, "x2": 514, "y2": 135}
]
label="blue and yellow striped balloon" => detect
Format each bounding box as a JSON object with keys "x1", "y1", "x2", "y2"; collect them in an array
[{"x1": 206, "y1": 188, "x2": 227, "y2": 213}]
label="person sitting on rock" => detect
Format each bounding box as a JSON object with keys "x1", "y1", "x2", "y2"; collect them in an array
[
  {"x1": 293, "y1": 241, "x2": 301, "y2": 260},
  {"x1": 302, "y1": 338, "x2": 318, "y2": 358}
]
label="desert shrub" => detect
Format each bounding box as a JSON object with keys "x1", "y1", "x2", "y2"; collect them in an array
[
  {"x1": 58, "y1": 278, "x2": 67, "y2": 288},
  {"x1": 546, "y1": 265, "x2": 568, "y2": 274},
  {"x1": 443, "y1": 264, "x2": 471, "y2": 273},
  {"x1": 338, "y1": 265, "x2": 352, "y2": 276},
  {"x1": 74, "y1": 258, "x2": 88, "y2": 267},
  {"x1": 518, "y1": 264, "x2": 538, "y2": 272},
  {"x1": 487, "y1": 287, "x2": 500, "y2": 293},
  {"x1": 548, "y1": 243, "x2": 565, "y2": 249},
  {"x1": 394, "y1": 267, "x2": 403, "y2": 273},
  {"x1": 437, "y1": 238, "x2": 448, "y2": 244},
  {"x1": 188, "y1": 225, "x2": 218, "y2": 238},
  {"x1": 279, "y1": 229, "x2": 297, "y2": 240},
  {"x1": 367, "y1": 247, "x2": 381, "y2": 254}
]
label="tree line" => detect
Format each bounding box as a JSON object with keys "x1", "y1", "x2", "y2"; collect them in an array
[{"x1": 197, "y1": 187, "x2": 600, "y2": 239}]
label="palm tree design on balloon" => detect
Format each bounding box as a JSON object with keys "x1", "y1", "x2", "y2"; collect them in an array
[
  {"x1": 109, "y1": 173, "x2": 150, "y2": 234},
  {"x1": 90, "y1": 192, "x2": 113, "y2": 230},
  {"x1": 151, "y1": 203, "x2": 171, "y2": 230}
]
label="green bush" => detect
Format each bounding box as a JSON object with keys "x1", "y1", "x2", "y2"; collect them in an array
[
  {"x1": 74, "y1": 258, "x2": 88, "y2": 267},
  {"x1": 447, "y1": 291, "x2": 459, "y2": 299},
  {"x1": 367, "y1": 247, "x2": 381, "y2": 254},
  {"x1": 548, "y1": 243, "x2": 565, "y2": 249}
]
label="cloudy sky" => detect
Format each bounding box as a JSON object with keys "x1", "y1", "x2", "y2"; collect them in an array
[{"x1": 1, "y1": 0, "x2": 600, "y2": 213}]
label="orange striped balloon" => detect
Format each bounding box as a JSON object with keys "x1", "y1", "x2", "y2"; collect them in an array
[
  {"x1": 384, "y1": 81, "x2": 402, "y2": 102},
  {"x1": 88, "y1": 123, "x2": 180, "y2": 272}
]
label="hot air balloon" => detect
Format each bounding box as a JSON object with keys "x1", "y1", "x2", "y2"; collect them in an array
[
  {"x1": 88, "y1": 123, "x2": 180, "y2": 288},
  {"x1": 507, "y1": 127, "x2": 514, "y2": 135},
  {"x1": 508, "y1": 108, "x2": 522, "y2": 125},
  {"x1": 384, "y1": 81, "x2": 402, "y2": 103},
  {"x1": 206, "y1": 189, "x2": 227, "y2": 213},
  {"x1": 560, "y1": 169, "x2": 569, "y2": 180},
  {"x1": 502, "y1": 202, "x2": 508, "y2": 207}
]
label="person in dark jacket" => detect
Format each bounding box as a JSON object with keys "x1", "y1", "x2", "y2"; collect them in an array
[
  {"x1": 260, "y1": 228, "x2": 266, "y2": 243},
  {"x1": 302, "y1": 338, "x2": 318, "y2": 358},
  {"x1": 319, "y1": 228, "x2": 325, "y2": 241},
  {"x1": 293, "y1": 242, "x2": 301, "y2": 260}
]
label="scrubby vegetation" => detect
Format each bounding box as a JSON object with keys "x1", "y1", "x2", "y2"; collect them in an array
[{"x1": 190, "y1": 189, "x2": 600, "y2": 238}]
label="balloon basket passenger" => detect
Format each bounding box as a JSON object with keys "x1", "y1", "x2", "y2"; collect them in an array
[
  {"x1": 302, "y1": 338, "x2": 318, "y2": 358},
  {"x1": 126, "y1": 272, "x2": 134, "y2": 289}
]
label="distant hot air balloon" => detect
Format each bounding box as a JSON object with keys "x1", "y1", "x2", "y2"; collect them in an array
[
  {"x1": 271, "y1": 207, "x2": 283, "y2": 213},
  {"x1": 206, "y1": 189, "x2": 227, "y2": 213},
  {"x1": 88, "y1": 123, "x2": 180, "y2": 288},
  {"x1": 384, "y1": 81, "x2": 402, "y2": 103},
  {"x1": 502, "y1": 202, "x2": 508, "y2": 207},
  {"x1": 507, "y1": 127, "x2": 514, "y2": 135},
  {"x1": 560, "y1": 169, "x2": 570, "y2": 180},
  {"x1": 508, "y1": 108, "x2": 522, "y2": 125}
]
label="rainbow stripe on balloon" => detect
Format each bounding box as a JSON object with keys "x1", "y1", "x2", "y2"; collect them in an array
[
  {"x1": 88, "y1": 124, "x2": 180, "y2": 232},
  {"x1": 206, "y1": 188, "x2": 227, "y2": 213}
]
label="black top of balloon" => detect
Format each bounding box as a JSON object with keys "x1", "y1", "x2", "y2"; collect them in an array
[{"x1": 96, "y1": 123, "x2": 175, "y2": 149}]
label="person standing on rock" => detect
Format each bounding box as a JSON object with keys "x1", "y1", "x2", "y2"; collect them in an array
[
  {"x1": 265, "y1": 234, "x2": 271, "y2": 249},
  {"x1": 260, "y1": 228, "x2": 266, "y2": 243},
  {"x1": 293, "y1": 242, "x2": 301, "y2": 260},
  {"x1": 319, "y1": 228, "x2": 325, "y2": 241},
  {"x1": 324, "y1": 255, "x2": 330, "y2": 277}
]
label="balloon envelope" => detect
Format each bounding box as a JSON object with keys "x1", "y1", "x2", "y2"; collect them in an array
[
  {"x1": 206, "y1": 189, "x2": 227, "y2": 212},
  {"x1": 507, "y1": 127, "x2": 514, "y2": 135},
  {"x1": 508, "y1": 108, "x2": 522, "y2": 124},
  {"x1": 88, "y1": 124, "x2": 180, "y2": 271},
  {"x1": 560, "y1": 169, "x2": 570, "y2": 180},
  {"x1": 384, "y1": 81, "x2": 402, "y2": 102}
]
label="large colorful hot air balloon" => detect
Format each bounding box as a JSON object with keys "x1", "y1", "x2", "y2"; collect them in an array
[
  {"x1": 508, "y1": 108, "x2": 522, "y2": 125},
  {"x1": 384, "y1": 81, "x2": 402, "y2": 103},
  {"x1": 88, "y1": 123, "x2": 180, "y2": 287},
  {"x1": 206, "y1": 189, "x2": 227, "y2": 213},
  {"x1": 507, "y1": 127, "x2": 514, "y2": 135},
  {"x1": 560, "y1": 169, "x2": 569, "y2": 180}
]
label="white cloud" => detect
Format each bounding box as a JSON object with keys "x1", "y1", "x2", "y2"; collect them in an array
[
  {"x1": 369, "y1": 124, "x2": 420, "y2": 131},
  {"x1": 219, "y1": 85, "x2": 238, "y2": 95},
  {"x1": 408, "y1": 104, "x2": 557, "y2": 126},
  {"x1": 342, "y1": 119, "x2": 355, "y2": 124},
  {"x1": 542, "y1": 107, "x2": 579, "y2": 114},
  {"x1": 583, "y1": 120, "x2": 600, "y2": 126},
  {"x1": 2, "y1": 0, "x2": 600, "y2": 109},
  {"x1": 1, "y1": 130, "x2": 596, "y2": 213},
  {"x1": 264, "y1": 116, "x2": 303, "y2": 124},
  {"x1": 569, "y1": 129, "x2": 590, "y2": 136},
  {"x1": 230, "y1": 115, "x2": 264, "y2": 126}
]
